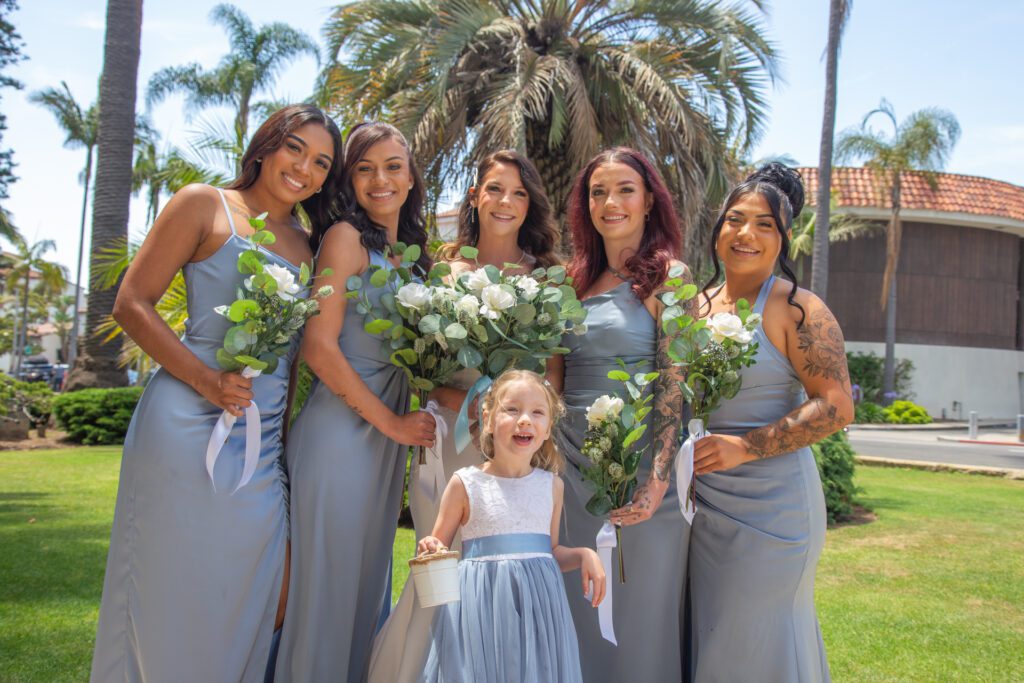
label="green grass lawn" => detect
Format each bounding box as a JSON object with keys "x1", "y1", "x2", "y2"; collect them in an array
[{"x1": 1, "y1": 448, "x2": 1022, "y2": 682}]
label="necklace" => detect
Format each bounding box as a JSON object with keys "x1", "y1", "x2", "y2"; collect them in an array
[{"x1": 607, "y1": 264, "x2": 630, "y2": 281}]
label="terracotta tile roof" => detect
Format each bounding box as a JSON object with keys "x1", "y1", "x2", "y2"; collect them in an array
[
  {"x1": 799, "y1": 167, "x2": 1024, "y2": 223},
  {"x1": 437, "y1": 207, "x2": 460, "y2": 218}
]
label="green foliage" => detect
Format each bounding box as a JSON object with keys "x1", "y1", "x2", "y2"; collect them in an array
[
  {"x1": 846, "y1": 351, "x2": 915, "y2": 403},
  {"x1": 0, "y1": 0, "x2": 25, "y2": 200},
  {"x1": 0, "y1": 374, "x2": 55, "y2": 428},
  {"x1": 52, "y1": 387, "x2": 143, "y2": 444},
  {"x1": 883, "y1": 400, "x2": 932, "y2": 425},
  {"x1": 811, "y1": 430, "x2": 860, "y2": 524},
  {"x1": 854, "y1": 401, "x2": 887, "y2": 424}
]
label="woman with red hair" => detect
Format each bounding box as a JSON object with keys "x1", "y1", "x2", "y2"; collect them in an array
[{"x1": 546, "y1": 147, "x2": 691, "y2": 681}]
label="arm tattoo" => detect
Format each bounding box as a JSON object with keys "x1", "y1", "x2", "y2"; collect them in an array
[
  {"x1": 745, "y1": 306, "x2": 850, "y2": 458},
  {"x1": 797, "y1": 308, "x2": 850, "y2": 385},
  {"x1": 649, "y1": 279, "x2": 694, "y2": 481}
]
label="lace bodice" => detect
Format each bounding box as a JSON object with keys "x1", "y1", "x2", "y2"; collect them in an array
[{"x1": 456, "y1": 466, "x2": 553, "y2": 558}]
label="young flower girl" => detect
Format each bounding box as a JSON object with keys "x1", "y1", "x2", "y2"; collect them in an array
[{"x1": 416, "y1": 369, "x2": 606, "y2": 682}]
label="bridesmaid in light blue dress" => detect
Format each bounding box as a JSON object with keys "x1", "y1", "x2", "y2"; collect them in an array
[
  {"x1": 275, "y1": 122, "x2": 437, "y2": 683},
  {"x1": 689, "y1": 163, "x2": 853, "y2": 682},
  {"x1": 90, "y1": 106, "x2": 343, "y2": 682},
  {"x1": 546, "y1": 148, "x2": 691, "y2": 682}
]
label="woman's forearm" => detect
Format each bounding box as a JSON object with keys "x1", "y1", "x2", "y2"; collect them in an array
[
  {"x1": 302, "y1": 336, "x2": 398, "y2": 433},
  {"x1": 743, "y1": 394, "x2": 849, "y2": 459}
]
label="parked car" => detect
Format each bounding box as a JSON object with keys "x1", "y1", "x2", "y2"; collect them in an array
[{"x1": 17, "y1": 356, "x2": 56, "y2": 387}]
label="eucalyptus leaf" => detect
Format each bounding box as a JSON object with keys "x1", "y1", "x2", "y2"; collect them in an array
[
  {"x1": 227, "y1": 299, "x2": 260, "y2": 322},
  {"x1": 369, "y1": 268, "x2": 389, "y2": 288},
  {"x1": 607, "y1": 370, "x2": 630, "y2": 381},
  {"x1": 418, "y1": 314, "x2": 441, "y2": 335},
  {"x1": 445, "y1": 322, "x2": 468, "y2": 339},
  {"x1": 299, "y1": 262, "x2": 311, "y2": 286},
  {"x1": 364, "y1": 319, "x2": 394, "y2": 335},
  {"x1": 459, "y1": 245, "x2": 479, "y2": 260},
  {"x1": 457, "y1": 345, "x2": 483, "y2": 369}
]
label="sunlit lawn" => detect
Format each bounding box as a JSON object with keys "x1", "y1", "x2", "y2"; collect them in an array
[{"x1": 1, "y1": 448, "x2": 1021, "y2": 681}]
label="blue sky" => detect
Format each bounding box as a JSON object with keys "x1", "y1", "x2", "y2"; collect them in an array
[{"x1": 4, "y1": 0, "x2": 1023, "y2": 276}]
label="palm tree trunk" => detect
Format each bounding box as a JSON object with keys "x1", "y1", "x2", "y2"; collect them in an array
[
  {"x1": 16, "y1": 269, "x2": 30, "y2": 376},
  {"x1": 882, "y1": 274, "x2": 897, "y2": 402},
  {"x1": 881, "y1": 182, "x2": 902, "y2": 402},
  {"x1": 68, "y1": 145, "x2": 93, "y2": 369},
  {"x1": 65, "y1": 0, "x2": 142, "y2": 391},
  {"x1": 811, "y1": 0, "x2": 845, "y2": 300}
]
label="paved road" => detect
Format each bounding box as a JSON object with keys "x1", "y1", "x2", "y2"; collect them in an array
[{"x1": 847, "y1": 428, "x2": 1024, "y2": 470}]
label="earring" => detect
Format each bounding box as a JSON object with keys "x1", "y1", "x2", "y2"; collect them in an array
[
  {"x1": 471, "y1": 207, "x2": 479, "y2": 229},
  {"x1": 315, "y1": 187, "x2": 322, "y2": 194},
  {"x1": 256, "y1": 157, "x2": 263, "y2": 163}
]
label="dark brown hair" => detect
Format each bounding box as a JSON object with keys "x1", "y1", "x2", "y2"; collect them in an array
[
  {"x1": 437, "y1": 150, "x2": 561, "y2": 268},
  {"x1": 227, "y1": 104, "x2": 344, "y2": 236}
]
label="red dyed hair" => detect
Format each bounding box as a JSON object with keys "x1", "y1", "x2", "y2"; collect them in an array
[{"x1": 566, "y1": 147, "x2": 683, "y2": 302}]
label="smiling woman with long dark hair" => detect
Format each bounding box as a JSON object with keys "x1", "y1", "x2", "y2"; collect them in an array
[
  {"x1": 90, "y1": 104, "x2": 343, "y2": 683},
  {"x1": 688, "y1": 163, "x2": 853, "y2": 682}
]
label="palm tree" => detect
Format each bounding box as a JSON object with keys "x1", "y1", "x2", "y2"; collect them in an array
[
  {"x1": 6, "y1": 235, "x2": 67, "y2": 376},
  {"x1": 147, "y1": 4, "x2": 319, "y2": 159},
  {"x1": 65, "y1": 0, "x2": 142, "y2": 391},
  {"x1": 321, "y1": 0, "x2": 777, "y2": 250},
  {"x1": 29, "y1": 81, "x2": 99, "y2": 368},
  {"x1": 50, "y1": 294, "x2": 76, "y2": 363},
  {"x1": 836, "y1": 100, "x2": 960, "y2": 399},
  {"x1": 810, "y1": 0, "x2": 853, "y2": 300}
]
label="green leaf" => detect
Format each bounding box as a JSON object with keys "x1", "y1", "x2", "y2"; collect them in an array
[
  {"x1": 410, "y1": 377, "x2": 435, "y2": 392},
  {"x1": 622, "y1": 424, "x2": 647, "y2": 449},
  {"x1": 223, "y1": 326, "x2": 255, "y2": 354},
  {"x1": 457, "y1": 345, "x2": 483, "y2": 369},
  {"x1": 607, "y1": 370, "x2": 630, "y2": 382},
  {"x1": 418, "y1": 314, "x2": 441, "y2": 335},
  {"x1": 391, "y1": 348, "x2": 418, "y2": 365},
  {"x1": 227, "y1": 299, "x2": 260, "y2": 322},
  {"x1": 369, "y1": 268, "x2": 389, "y2": 288},
  {"x1": 402, "y1": 244, "x2": 421, "y2": 266},
  {"x1": 380, "y1": 292, "x2": 397, "y2": 313},
  {"x1": 483, "y1": 264, "x2": 501, "y2": 283},
  {"x1": 364, "y1": 319, "x2": 394, "y2": 335},
  {"x1": 427, "y1": 262, "x2": 452, "y2": 280},
  {"x1": 299, "y1": 262, "x2": 311, "y2": 286},
  {"x1": 621, "y1": 404, "x2": 635, "y2": 428},
  {"x1": 216, "y1": 348, "x2": 243, "y2": 371},
  {"x1": 459, "y1": 246, "x2": 479, "y2": 260},
  {"x1": 585, "y1": 494, "x2": 614, "y2": 517},
  {"x1": 320, "y1": 267, "x2": 334, "y2": 277},
  {"x1": 253, "y1": 229, "x2": 276, "y2": 245},
  {"x1": 668, "y1": 263, "x2": 685, "y2": 278},
  {"x1": 511, "y1": 303, "x2": 536, "y2": 325},
  {"x1": 547, "y1": 265, "x2": 567, "y2": 284},
  {"x1": 678, "y1": 283, "x2": 698, "y2": 300},
  {"x1": 237, "y1": 250, "x2": 264, "y2": 275},
  {"x1": 234, "y1": 354, "x2": 268, "y2": 371},
  {"x1": 445, "y1": 322, "x2": 468, "y2": 339}
]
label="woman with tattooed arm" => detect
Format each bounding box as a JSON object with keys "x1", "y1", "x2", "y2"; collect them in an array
[{"x1": 688, "y1": 163, "x2": 853, "y2": 682}]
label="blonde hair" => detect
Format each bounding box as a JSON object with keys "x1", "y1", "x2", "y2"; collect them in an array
[{"x1": 479, "y1": 369, "x2": 566, "y2": 474}]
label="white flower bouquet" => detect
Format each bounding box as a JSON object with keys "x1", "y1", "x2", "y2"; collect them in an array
[
  {"x1": 580, "y1": 365, "x2": 658, "y2": 583},
  {"x1": 207, "y1": 213, "x2": 334, "y2": 493},
  {"x1": 659, "y1": 265, "x2": 760, "y2": 520}
]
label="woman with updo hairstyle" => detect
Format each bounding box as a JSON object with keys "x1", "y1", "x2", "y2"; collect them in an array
[
  {"x1": 91, "y1": 104, "x2": 343, "y2": 682},
  {"x1": 688, "y1": 163, "x2": 853, "y2": 681},
  {"x1": 276, "y1": 122, "x2": 437, "y2": 681},
  {"x1": 545, "y1": 147, "x2": 691, "y2": 682}
]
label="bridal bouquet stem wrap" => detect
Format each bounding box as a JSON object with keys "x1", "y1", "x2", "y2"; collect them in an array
[
  {"x1": 206, "y1": 213, "x2": 333, "y2": 493},
  {"x1": 659, "y1": 266, "x2": 760, "y2": 522}
]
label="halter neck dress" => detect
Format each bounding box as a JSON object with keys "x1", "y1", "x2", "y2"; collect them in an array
[
  {"x1": 689, "y1": 275, "x2": 831, "y2": 682},
  {"x1": 90, "y1": 188, "x2": 296, "y2": 682},
  {"x1": 557, "y1": 280, "x2": 689, "y2": 682},
  {"x1": 275, "y1": 247, "x2": 412, "y2": 683}
]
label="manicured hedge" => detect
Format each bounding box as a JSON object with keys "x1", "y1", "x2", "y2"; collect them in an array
[
  {"x1": 812, "y1": 430, "x2": 860, "y2": 524},
  {"x1": 884, "y1": 399, "x2": 932, "y2": 425},
  {"x1": 53, "y1": 387, "x2": 143, "y2": 445}
]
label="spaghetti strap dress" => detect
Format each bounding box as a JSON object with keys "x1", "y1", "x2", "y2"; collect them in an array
[
  {"x1": 689, "y1": 275, "x2": 831, "y2": 682},
  {"x1": 275, "y1": 248, "x2": 411, "y2": 683},
  {"x1": 557, "y1": 281, "x2": 689, "y2": 682},
  {"x1": 90, "y1": 188, "x2": 295, "y2": 682}
]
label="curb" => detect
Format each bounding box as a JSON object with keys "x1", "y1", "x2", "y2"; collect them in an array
[
  {"x1": 935, "y1": 436, "x2": 1024, "y2": 447},
  {"x1": 855, "y1": 455, "x2": 1024, "y2": 480}
]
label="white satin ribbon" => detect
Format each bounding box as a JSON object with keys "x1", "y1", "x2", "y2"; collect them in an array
[
  {"x1": 674, "y1": 417, "x2": 705, "y2": 525},
  {"x1": 205, "y1": 366, "x2": 262, "y2": 494},
  {"x1": 595, "y1": 521, "x2": 618, "y2": 645},
  {"x1": 417, "y1": 401, "x2": 449, "y2": 506}
]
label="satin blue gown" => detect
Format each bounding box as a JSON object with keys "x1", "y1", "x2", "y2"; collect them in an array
[
  {"x1": 690, "y1": 276, "x2": 831, "y2": 682},
  {"x1": 557, "y1": 281, "x2": 689, "y2": 682},
  {"x1": 275, "y1": 248, "x2": 411, "y2": 683},
  {"x1": 90, "y1": 189, "x2": 294, "y2": 682}
]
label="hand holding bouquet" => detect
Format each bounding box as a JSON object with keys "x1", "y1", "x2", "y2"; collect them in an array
[{"x1": 207, "y1": 213, "x2": 334, "y2": 493}]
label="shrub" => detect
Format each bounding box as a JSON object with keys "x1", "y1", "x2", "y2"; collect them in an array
[
  {"x1": 812, "y1": 430, "x2": 860, "y2": 524},
  {"x1": 0, "y1": 375, "x2": 56, "y2": 436},
  {"x1": 854, "y1": 401, "x2": 887, "y2": 424},
  {"x1": 883, "y1": 399, "x2": 932, "y2": 425},
  {"x1": 53, "y1": 387, "x2": 143, "y2": 445},
  {"x1": 846, "y1": 351, "x2": 915, "y2": 403}
]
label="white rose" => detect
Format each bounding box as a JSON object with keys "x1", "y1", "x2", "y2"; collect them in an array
[
  {"x1": 396, "y1": 282, "x2": 432, "y2": 311},
  {"x1": 479, "y1": 284, "x2": 516, "y2": 320},
  {"x1": 265, "y1": 263, "x2": 302, "y2": 301},
  {"x1": 708, "y1": 312, "x2": 753, "y2": 345},
  {"x1": 586, "y1": 395, "x2": 625, "y2": 428},
  {"x1": 463, "y1": 268, "x2": 492, "y2": 293},
  {"x1": 455, "y1": 294, "x2": 480, "y2": 318},
  {"x1": 515, "y1": 276, "x2": 540, "y2": 301}
]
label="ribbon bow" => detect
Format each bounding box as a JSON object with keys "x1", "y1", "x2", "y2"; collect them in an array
[
  {"x1": 416, "y1": 400, "x2": 450, "y2": 506},
  {"x1": 674, "y1": 417, "x2": 705, "y2": 524},
  {"x1": 595, "y1": 521, "x2": 618, "y2": 645},
  {"x1": 204, "y1": 366, "x2": 262, "y2": 494},
  {"x1": 453, "y1": 375, "x2": 493, "y2": 453}
]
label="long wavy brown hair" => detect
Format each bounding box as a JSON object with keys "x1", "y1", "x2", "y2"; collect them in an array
[
  {"x1": 436, "y1": 150, "x2": 561, "y2": 268},
  {"x1": 479, "y1": 370, "x2": 566, "y2": 474}
]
